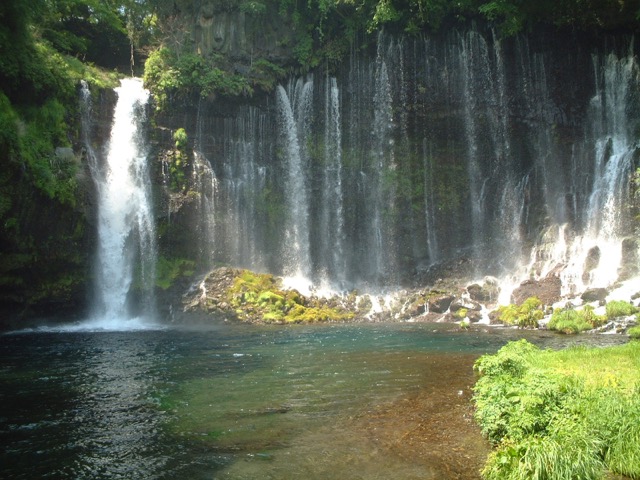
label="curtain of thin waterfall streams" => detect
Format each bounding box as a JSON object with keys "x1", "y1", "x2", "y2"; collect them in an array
[
  {"x1": 188, "y1": 32, "x2": 640, "y2": 304},
  {"x1": 84, "y1": 78, "x2": 157, "y2": 328}
]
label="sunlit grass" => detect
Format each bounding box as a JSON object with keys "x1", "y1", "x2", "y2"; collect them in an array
[
  {"x1": 474, "y1": 340, "x2": 640, "y2": 479},
  {"x1": 533, "y1": 342, "x2": 640, "y2": 393}
]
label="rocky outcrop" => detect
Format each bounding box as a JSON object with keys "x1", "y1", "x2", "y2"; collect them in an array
[
  {"x1": 193, "y1": 2, "x2": 295, "y2": 63},
  {"x1": 511, "y1": 275, "x2": 562, "y2": 306}
]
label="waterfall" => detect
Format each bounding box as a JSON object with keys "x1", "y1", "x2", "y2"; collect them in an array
[
  {"x1": 319, "y1": 76, "x2": 346, "y2": 288},
  {"x1": 219, "y1": 107, "x2": 269, "y2": 272},
  {"x1": 568, "y1": 52, "x2": 639, "y2": 293},
  {"x1": 193, "y1": 100, "x2": 218, "y2": 268},
  {"x1": 422, "y1": 139, "x2": 439, "y2": 265},
  {"x1": 460, "y1": 30, "x2": 523, "y2": 273},
  {"x1": 87, "y1": 78, "x2": 157, "y2": 327},
  {"x1": 186, "y1": 30, "x2": 640, "y2": 303},
  {"x1": 276, "y1": 78, "x2": 313, "y2": 287},
  {"x1": 370, "y1": 37, "x2": 396, "y2": 283},
  {"x1": 525, "y1": 50, "x2": 640, "y2": 298}
]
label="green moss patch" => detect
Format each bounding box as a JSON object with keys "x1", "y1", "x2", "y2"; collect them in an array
[{"x1": 227, "y1": 270, "x2": 354, "y2": 324}]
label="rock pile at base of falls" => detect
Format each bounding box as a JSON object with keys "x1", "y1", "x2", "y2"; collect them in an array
[
  {"x1": 175, "y1": 266, "x2": 640, "y2": 333},
  {"x1": 178, "y1": 267, "x2": 489, "y2": 324}
]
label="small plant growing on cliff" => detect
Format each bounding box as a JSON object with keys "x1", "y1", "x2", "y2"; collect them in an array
[{"x1": 174, "y1": 128, "x2": 188, "y2": 151}]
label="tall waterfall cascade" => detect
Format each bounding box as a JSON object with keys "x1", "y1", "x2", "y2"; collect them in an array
[
  {"x1": 276, "y1": 78, "x2": 314, "y2": 289},
  {"x1": 83, "y1": 78, "x2": 157, "y2": 328}
]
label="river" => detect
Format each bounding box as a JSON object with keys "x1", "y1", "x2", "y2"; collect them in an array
[{"x1": 0, "y1": 321, "x2": 628, "y2": 479}]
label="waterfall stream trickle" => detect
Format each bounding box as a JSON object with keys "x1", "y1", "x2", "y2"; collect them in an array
[
  {"x1": 84, "y1": 78, "x2": 157, "y2": 328},
  {"x1": 277, "y1": 78, "x2": 314, "y2": 289}
]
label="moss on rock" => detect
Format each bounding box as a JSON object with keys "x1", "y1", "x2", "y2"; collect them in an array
[{"x1": 183, "y1": 267, "x2": 354, "y2": 323}]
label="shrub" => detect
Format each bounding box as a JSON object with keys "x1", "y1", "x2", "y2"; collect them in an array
[
  {"x1": 606, "y1": 300, "x2": 638, "y2": 318},
  {"x1": 628, "y1": 325, "x2": 640, "y2": 340},
  {"x1": 143, "y1": 48, "x2": 252, "y2": 111},
  {"x1": 173, "y1": 128, "x2": 188, "y2": 151},
  {"x1": 474, "y1": 341, "x2": 640, "y2": 479},
  {"x1": 497, "y1": 297, "x2": 544, "y2": 328},
  {"x1": 548, "y1": 305, "x2": 606, "y2": 334}
]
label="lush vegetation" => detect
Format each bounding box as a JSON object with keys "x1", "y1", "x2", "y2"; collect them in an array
[
  {"x1": 474, "y1": 340, "x2": 640, "y2": 479},
  {"x1": 227, "y1": 270, "x2": 354, "y2": 323},
  {"x1": 495, "y1": 298, "x2": 638, "y2": 334},
  {"x1": 496, "y1": 297, "x2": 545, "y2": 328},
  {"x1": 548, "y1": 304, "x2": 607, "y2": 334},
  {"x1": 140, "y1": 0, "x2": 640, "y2": 107},
  {"x1": 155, "y1": 256, "x2": 196, "y2": 290}
]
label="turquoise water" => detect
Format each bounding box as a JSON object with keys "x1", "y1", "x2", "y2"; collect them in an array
[{"x1": 0, "y1": 322, "x2": 627, "y2": 479}]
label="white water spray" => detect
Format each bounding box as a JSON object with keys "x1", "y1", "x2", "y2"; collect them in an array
[
  {"x1": 505, "y1": 52, "x2": 640, "y2": 302},
  {"x1": 90, "y1": 78, "x2": 157, "y2": 328},
  {"x1": 276, "y1": 78, "x2": 313, "y2": 285}
]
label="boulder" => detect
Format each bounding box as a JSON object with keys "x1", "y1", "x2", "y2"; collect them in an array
[
  {"x1": 450, "y1": 298, "x2": 482, "y2": 313},
  {"x1": 581, "y1": 287, "x2": 608, "y2": 303},
  {"x1": 511, "y1": 274, "x2": 561, "y2": 306},
  {"x1": 428, "y1": 294, "x2": 455, "y2": 313},
  {"x1": 619, "y1": 238, "x2": 639, "y2": 281},
  {"x1": 467, "y1": 282, "x2": 500, "y2": 303}
]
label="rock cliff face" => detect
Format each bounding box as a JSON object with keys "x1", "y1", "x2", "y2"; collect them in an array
[
  {"x1": 193, "y1": 4, "x2": 294, "y2": 62},
  {"x1": 150, "y1": 27, "x2": 640, "y2": 306}
]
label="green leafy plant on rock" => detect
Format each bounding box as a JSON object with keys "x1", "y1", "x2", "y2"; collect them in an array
[
  {"x1": 143, "y1": 48, "x2": 252, "y2": 111},
  {"x1": 496, "y1": 297, "x2": 544, "y2": 328},
  {"x1": 155, "y1": 256, "x2": 195, "y2": 290},
  {"x1": 605, "y1": 300, "x2": 638, "y2": 319},
  {"x1": 548, "y1": 305, "x2": 606, "y2": 334}
]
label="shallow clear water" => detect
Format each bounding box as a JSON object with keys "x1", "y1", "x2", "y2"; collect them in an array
[{"x1": 0, "y1": 322, "x2": 627, "y2": 479}]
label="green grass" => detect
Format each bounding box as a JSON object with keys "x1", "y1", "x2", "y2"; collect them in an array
[
  {"x1": 474, "y1": 340, "x2": 640, "y2": 479},
  {"x1": 606, "y1": 300, "x2": 638, "y2": 319},
  {"x1": 629, "y1": 325, "x2": 640, "y2": 340}
]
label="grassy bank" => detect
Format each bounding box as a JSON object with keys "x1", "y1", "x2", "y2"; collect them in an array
[{"x1": 473, "y1": 339, "x2": 640, "y2": 479}]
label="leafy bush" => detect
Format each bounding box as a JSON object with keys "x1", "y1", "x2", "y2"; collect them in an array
[
  {"x1": 548, "y1": 305, "x2": 606, "y2": 334},
  {"x1": 143, "y1": 48, "x2": 252, "y2": 110},
  {"x1": 173, "y1": 128, "x2": 188, "y2": 151},
  {"x1": 629, "y1": 325, "x2": 640, "y2": 340},
  {"x1": 474, "y1": 340, "x2": 640, "y2": 479},
  {"x1": 496, "y1": 297, "x2": 544, "y2": 328},
  {"x1": 155, "y1": 256, "x2": 195, "y2": 290},
  {"x1": 606, "y1": 300, "x2": 638, "y2": 319}
]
